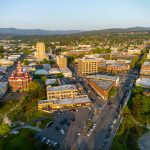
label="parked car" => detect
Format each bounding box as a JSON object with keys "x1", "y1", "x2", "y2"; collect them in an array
[{"x1": 60, "y1": 129, "x2": 65, "y2": 134}]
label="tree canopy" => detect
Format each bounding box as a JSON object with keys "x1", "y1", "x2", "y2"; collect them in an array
[
  {"x1": 108, "y1": 87, "x2": 117, "y2": 98},
  {"x1": 0, "y1": 124, "x2": 10, "y2": 136}
]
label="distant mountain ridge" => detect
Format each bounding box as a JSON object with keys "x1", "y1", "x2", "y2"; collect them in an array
[
  {"x1": 80, "y1": 27, "x2": 150, "y2": 35},
  {"x1": 0, "y1": 28, "x2": 82, "y2": 35},
  {"x1": 0, "y1": 27, "x2": 150, "y2": 35}
]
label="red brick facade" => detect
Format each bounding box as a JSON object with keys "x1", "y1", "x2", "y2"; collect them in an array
[
  {"x1": 88, "y1": 79, "x2": 114, "y2": 100},
  {"x1": 106, "y1": 65, "x2": 130, "y2": 73},
  {"x1": 8, "y1": 62, "x2": 32, "y2": 92}
]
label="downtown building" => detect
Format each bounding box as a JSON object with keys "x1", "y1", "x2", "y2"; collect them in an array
[
  {"x1": 128, "y1": 48, "x2": 141, "y2": 55},
  {"x1": 106, "y1": 64, "x2": 130, "y2": 73},
  {"x1": 87, "y1": 74, "x2": 119, "y2": 100},
  {"x1": 56, "y1": 55, "x2": 72, "y2": 78},
  {"x1": 78, "y1": 57, "x2": 99, "y2": 76},
  {"x1": 140, "y1": 61, "x2": 150, "y2": 77},
  {"x1": 38, "y1": 84, "x2": 91, "y2": 112},
  {"x1": 137, "y1": 61, "x2": 150, "y2": 89},
  {"x1": 56, "y1": 55, "x2": 67, "y2": 68},
  {"x1": 35, "y1": 42, "x2": 48, "y2": 60},
  {"x1": 8, "y1": 62, "x2": 32, "y2": 92}
]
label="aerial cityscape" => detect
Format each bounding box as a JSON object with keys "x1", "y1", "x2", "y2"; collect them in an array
[{"x1": 0, "y1": 0, "x2": 150, "y2": 150}]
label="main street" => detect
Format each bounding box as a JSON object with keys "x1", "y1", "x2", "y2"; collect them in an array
[
  {"x1": 69, "y1": 63, "x2": 139, "y2": 149},
  {"x1": 77, "y1": 104, "x2": 115, "y2": 150},
  {"x1": 75, "y1": 72, "x2": 135, "y2": 150}
]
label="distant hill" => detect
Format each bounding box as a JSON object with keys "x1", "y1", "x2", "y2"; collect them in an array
[
  {"x1": 0, "y1": 27, "x2": 150, "y2": 36},
  {"x1": 79, "y1": 27, "x2": 150, "y2": 35},
  {"x1": 0, "y1": 28, "x2": 82, "y2": 35}
]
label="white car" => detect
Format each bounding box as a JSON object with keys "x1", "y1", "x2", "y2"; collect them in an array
[
  {"x1": 93, "y1": 123, "x2": 96, "y2": 128},
  {"x1": 87, "y1": 131, "x2": 91, "y2": 136},
  {"x1": 60, "y1": 129, "x2": 65, "y2": 134},
  {"x1": 90, "y1": 128, "x2": 94, "y2": 132},
  {"x1": 77, "y1": 133, "x2": 81, "y2": 136},
  {"x1": 113, "y1": 119, "x2": 117, "y2": 124}
]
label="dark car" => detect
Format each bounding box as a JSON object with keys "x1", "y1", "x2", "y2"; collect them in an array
[{"x1": 55, "y1": 126, "x2": 60, "y2": 131}]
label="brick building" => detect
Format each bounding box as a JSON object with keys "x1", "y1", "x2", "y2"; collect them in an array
[
  {"x1": 140, "y1": 61, "x2": 150, "y2": 77},
  {"x1": 106, "y1": 64, "x2": 130, "y2": 73},
  {"x1": 8, "y1": 62, "x2": 32, "y2": 92},
  {"x1": 87, "y1": 74, "x2": 119, "y2": 100}
]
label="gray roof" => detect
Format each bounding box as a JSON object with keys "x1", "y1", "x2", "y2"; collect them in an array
[
  {"x1": 87, "y1": 74, "x2": 119, "y2": 81},
  {"x1": 47, "y1": 84, "x2": 77, "y2": 91},
  {"x1": 38, "y1": 97, "x2": 91, "y2": 105},
  {"x1": 90, "y1": 78, "x2": 114, "y2": 90}
]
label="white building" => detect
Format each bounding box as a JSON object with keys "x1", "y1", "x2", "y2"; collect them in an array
[
  {"x1": 49, "y1": 68, "x2": 61, "y2": 75},
  {"x1": 59, "y1": 68, "x2": 72, "y2": 78},
  {"x1": 8, "y1": 55, "x2": 21, "y2": 61},
  {"x1": 128, "y1": 48, "x2": 141, "y2": 55},
  {"x1": 35, "y1": 69, "x2": 48, "y2": 75},
  {"x1": 0, "y1": 59, "x2": 14, "y2": 67},
  {"x1": 45, "y1": 79, "x2": 57, "y2": 85},
  {"x1": 136, "y1": 77, "x2": 150, "y2": 88}
]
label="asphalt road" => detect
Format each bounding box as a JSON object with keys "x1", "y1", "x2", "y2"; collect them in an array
[{"x1": 77, "y1": 105, "x2": 115, "y2": 150}]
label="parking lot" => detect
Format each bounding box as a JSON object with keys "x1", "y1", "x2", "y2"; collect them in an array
[{"x1": 36, "y1": 107, "x2": 92, "y2": 149}]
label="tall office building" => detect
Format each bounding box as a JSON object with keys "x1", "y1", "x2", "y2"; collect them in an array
[
  {"x1": 78, "y1": 57, "x2": 98, "y2": 76},
  {"x1": 56, "y1": 55, "x2": 67, "y2": 68},
  {"x1": 35, "y1": 42, "x2": 48, "y2": 60}
]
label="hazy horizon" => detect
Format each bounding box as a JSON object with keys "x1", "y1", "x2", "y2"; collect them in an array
[
  {"x1": 1, "y1": 0, "x2": 150, "y2": 30},
  {"x1": 0, "y1": 26, "x2": 150, "y2": 31}
]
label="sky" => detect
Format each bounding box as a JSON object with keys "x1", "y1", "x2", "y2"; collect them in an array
[{"x1": 0, "y1": 0, "x2": 150, "y2": 30}]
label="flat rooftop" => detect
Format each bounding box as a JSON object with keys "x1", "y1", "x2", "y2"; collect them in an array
[
  {"x1": 143, "y1": 61, "x2": 150, "y2": 66},
  {"x1": 59, "y1": 68, "x2": 72, "y2": 73},
  {"x1": 136, "y1": 77, "x2": 150, "y2": 88},
  {"x1": 87, "y1": 74, "x2": 119, "y2": 81},
  {"x1": 107, "y1": 64, "x2": 128, "y2": 67},
  {"x1": 90, "y1": 78, "x2": 114, "y2": 90},
  {"x1": 38, "y1": 97, "x2": 91, "y2": 105},
  {"x1": 79, "y1": 57, "x2": 98, "y2": 61},
  {"x1": 47, "y1": 84, "x2": 77, "y2": 91}
]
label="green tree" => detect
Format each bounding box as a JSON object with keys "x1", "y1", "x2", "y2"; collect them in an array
[
  {"x1": 0, "y1": 124, "x2": 10, "y2": 136},
  {"x1": 92, "y1": 48, "x2": 111, "y2": 54},
  {"x1": 41, "y1": 76, "x2": 47, "y2": 83},
  {"x1": 108, "y1": 87, "x2": 117, "y2": 98},
  {"x1": 0, "y1": 45, "x2": 4, "y2": 58},
  {"x1": 28, "y1": 81, "x2": 46, "y2": 100},
  {"x1": 23, "y1": 59, "x2": 30, "y2": 66},
  {"x1": 0, "y1": 45, "x2": 4, "y2": 52},
  {"x1": 130, "y1": 56, "x2": 139, "y2": 69},
  {"x1": 56, "y1": 73, "x2": 64, "y2": 78},
  {"x1": 23, "y1": 48, "x2": 32, "y2": 55}
]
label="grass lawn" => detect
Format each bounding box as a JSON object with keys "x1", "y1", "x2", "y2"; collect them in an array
[{"x1": 0, "y1": 128, "x2": 41, "y2": 150}]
